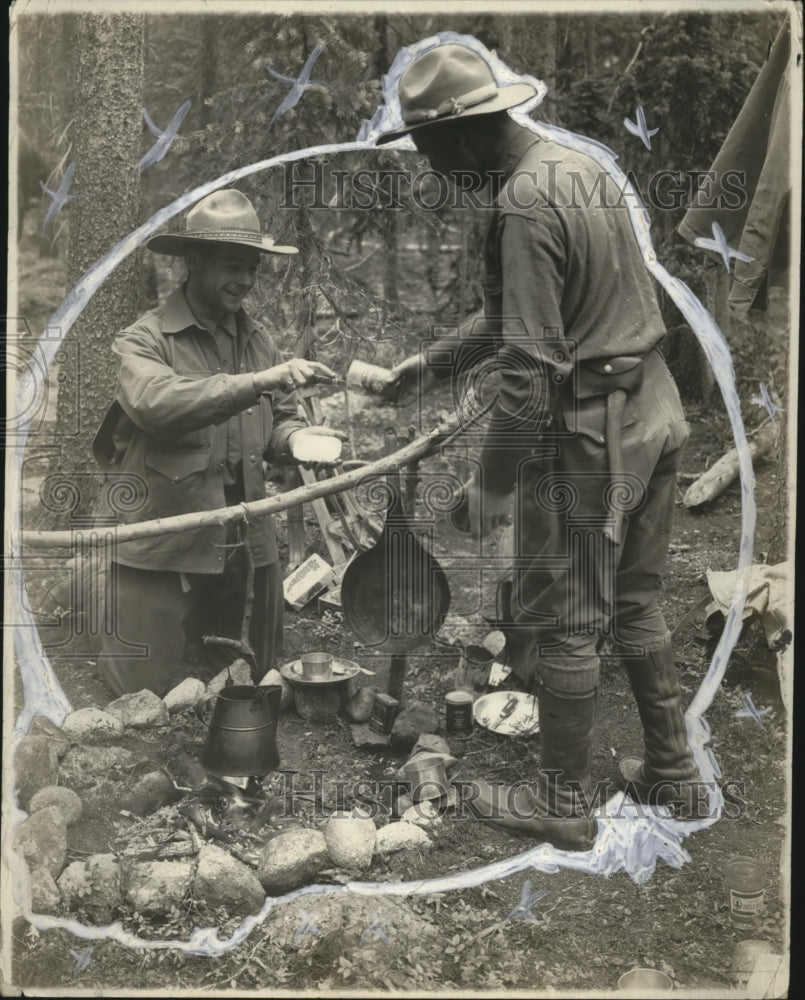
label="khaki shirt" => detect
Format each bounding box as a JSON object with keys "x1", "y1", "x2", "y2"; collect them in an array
[{"x1": 94, "y1": 285, "x2": 305, "y2": 573}]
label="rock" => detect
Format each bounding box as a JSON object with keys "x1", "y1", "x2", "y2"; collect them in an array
[
  {"x1": 258, "y1": 669, "x2": 294, "y2": 711},
  {"x1": 29, "y1": 865, "x2": 60, "y2": 913},
  {"x1": 105, "y1": 690, "x2": 170, "y2": 728},
  {"x1": 257, "y1": 829, "x2": 329, "y2": 893},
  {"x1": 163, "y1": 677, "x2": 206, "y2": 714},
  {"x1": 194, "y1": 845, "x2": 265, "y2": 916},
  {"x1": 389, "y1": 704, "x2": 441, "y2": 753},
  {"x1": 401, "y1": 800, "x2": 443, "y2": 832},
  {"x1": 350, "y1": 723, "x2": 389, "y2": 749},
  {"x1": 207, "y1": 659, "x2": 253, "y2": 696},
  {"x1": 409, "y1": 734, "x2": 452, "y2": 759},
  {"x1": 58, "y1": 854, "x2": 123, "y2": 923},
  {"x1": 324, "y1": 810, "x2": 376, "y2": 870},
  {"x1": 28, "y1": 786, "x2": 83, "y2": 826},
  {"x1": 119, "y1": 770, "x2": 181, "y2": 817},
  {"x1": 482, "y1": 629, "x2": 507, "y2": 658},
  {"x1": 14, "y1": 806, "x2": 68, "y2": 879},
  {"x1": 375, "y1": 821, "x2": 432, "y2": 855},
  {"x1": 266, "y1": 894, "x2": 439, "y2": 953},
  {"x1": 346, "y1": 686, "x2": 377, "y2": 723},
  {"x1": 13, "y1": 735, "x2": 60, "y2": 809},
  {"x1": 60, "y1": 745, "x2": 134, "y2": 782},
  {"x1": 125, "y1": 859, "x2": 196, "y2": 914},
  {"x1": 62, "y1": 707, "x2": 124, "y2": 739},
  {"x1": 29, "y1": 716, "x2": 71, "y2": 757}
]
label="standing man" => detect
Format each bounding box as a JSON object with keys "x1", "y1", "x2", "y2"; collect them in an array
[
  {"x1": 93, "y1": 189, "x2": 340, "y2": 698},
  {"x1": 377, "y1": 41, "x2": 700, "y2": 848}
]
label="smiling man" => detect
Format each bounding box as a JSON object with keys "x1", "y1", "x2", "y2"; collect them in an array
[{"x1": 93, "y1": 189, "x2": 340, "y2": 698}]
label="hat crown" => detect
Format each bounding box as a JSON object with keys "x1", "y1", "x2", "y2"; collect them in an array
[
  {"x1": 185, "y1": 189, "x2": 261, "y2": 236},
  {"x1": 399, "y1": 44, "x2": 497, "y2": 123}
]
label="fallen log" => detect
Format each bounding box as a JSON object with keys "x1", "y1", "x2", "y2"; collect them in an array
[
  {"x1": 20, "y1": 394, "x2": 488, "y2": 552},
  {"x1": 683, "y1": 419, "x2": 779, "y2": 508}
]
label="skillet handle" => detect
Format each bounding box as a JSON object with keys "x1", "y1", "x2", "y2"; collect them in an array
[{"x1": 383, "y1": 428, "x2": 405, "y2": 517}]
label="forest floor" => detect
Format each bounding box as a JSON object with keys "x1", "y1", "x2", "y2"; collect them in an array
[{"x1": 7, "y1": 221, "x2": 792, "y2": 997}]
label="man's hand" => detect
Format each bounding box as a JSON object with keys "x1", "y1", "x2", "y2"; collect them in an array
[
  {"x1": 288, "y1": 426, "x2": 346, "y2": 468},
  {"x1": 465, "y1": 472, "x2": 513, "y2": 541},
  {"x1": 254, "y1": 359, "x2": 337, "y2": 394},
  {"x1": 382, "y1": 353, "x2": 438, "y2": 404}
]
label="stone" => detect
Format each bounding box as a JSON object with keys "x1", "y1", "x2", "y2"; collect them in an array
[
  {"x1": 14, "y1": 806, "x2": 68, "y2": 879},
  {"x1": 389, "y1": 704, "x2": 441, "y2": 753},
  {"x1": 119, "y1": 770, "x2": 181, "y2": 817},
  {"x1": 207, "y1": 658, "x2": 253, "y2": 696},
  {"x1": 163, "y1": 677, "x2": 206, "y2": 714},
  {"x1": 28, "y1": 786, "x2": 83, "y2": 826},
  {"x1": 400, "y1": 800, "x2": 443, "y2": 832},
  {"x1": 60, "y1": 745, "x2": 134, "y2": 782},
  {"x1": 258, "y1": 669, "x2": 294, "y2": 712},
  {"x1": 125, "y1": 859, "x2": 195, "y2": 914},
  {"x1": 265, "y1": 894, "x2": 439, "y2": 953},
  {"x1": 350, "y1": 724, "x2": 389, "y2": 749},
  {"x1": 194, "y1": 845, "x2": 265, "y2": 916},
  {"x1": 346, "y1": 686, "x2": 377, "y2": 723},
  {"x1": 58, "y1": 854, "x2": 123, "y2": 923},
  {"x1": 374, "y1": 821, "x2": 432, "y2": 855},
  {"x1": 105, "y1": 690, "x2": 170, "y2": 728},
  {"x1": 257, "y1": 829, "x2": 329, "y2": 893},
  {"x1": 323, "y1": 810, "x2": 376, "y2": 870},
  {"x1": 482, "y1": 630, "x2": 507, "y2": 658},
  {"x1": 13, "y1": 735, "x2": 60, "y2": 809},
  {"x1": 61, "y1": 707, "x2": 124, "y2": 739},
  {"x1": 29, "y1": 716, "x2": 71, "y2": 757},
  {"x1": 29, "y1": 865, "x2": 61, "y2": 914},
  {"x1": 409, "y1": 733, "x2": 452, "y2": 759}
]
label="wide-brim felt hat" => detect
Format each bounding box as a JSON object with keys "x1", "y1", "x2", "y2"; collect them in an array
[
  {"x1": 146, "y1": 189, "x2": 298, "y2": 256},
  {"x1": 376, "y1": 43, "x2": 537, "y2": 146}
]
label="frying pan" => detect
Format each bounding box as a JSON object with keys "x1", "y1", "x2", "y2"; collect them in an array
[{"x1": 340, "y1": 428, "x2": 451, "y2": 654}]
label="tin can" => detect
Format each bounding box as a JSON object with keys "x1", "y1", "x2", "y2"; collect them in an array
[
  {"x1": 445, "y1": 690, "x2": 474, "y2": 736},
  {"x1": 346, "y1": 360, "x2": 395, "y2": 396},
  {"x1": 725, "y1": 856, "x2": 766, "y2": 927},
  {"x1": 369, "y1": 692, "x2": 400, "y2": 735}
]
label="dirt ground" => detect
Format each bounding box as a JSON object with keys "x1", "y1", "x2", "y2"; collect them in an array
[{"x1": 7, "y1": 219, "x2": 793, "y2": 997}]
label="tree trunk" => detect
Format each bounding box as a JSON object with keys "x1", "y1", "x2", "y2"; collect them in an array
[{"x1": 53, "y1": 12, "x2": 145, "y2": 525}]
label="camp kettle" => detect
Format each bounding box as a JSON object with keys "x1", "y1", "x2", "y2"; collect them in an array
[{"x1": 195, "y1": 684, "x2": 281, "y2": 778}]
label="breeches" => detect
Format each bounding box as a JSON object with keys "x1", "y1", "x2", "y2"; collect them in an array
[
  {"x1": 509, "y1": 350, "x2": 689, "y2": 693},
  {"x1": 98, "y1": 550, "x2": 283, "y2": 698}
]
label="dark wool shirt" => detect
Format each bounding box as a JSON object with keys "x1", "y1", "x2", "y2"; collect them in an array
[{"x1": 426, "y1": 134, "x2": 667, "y2": 491}]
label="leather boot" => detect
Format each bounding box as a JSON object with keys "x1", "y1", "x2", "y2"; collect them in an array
[
  {"x1": 470, "y1": 686, "x2": 597, "y2": 849},
  {"x1": 618, "y1": 640, "x2": 702, "y2": 816}
]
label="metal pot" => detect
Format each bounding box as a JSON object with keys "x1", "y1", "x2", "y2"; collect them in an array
[{"x1": 195, "y1": 684, "x2": 281, "y2": 778}]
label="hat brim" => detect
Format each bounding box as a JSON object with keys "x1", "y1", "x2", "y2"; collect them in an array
[
  {"x1": 146, "y1": 232, "x2": 298, "y2": 256},
  {"x1": 374, "y1": 81, "x2": 538, "y2": 146}
]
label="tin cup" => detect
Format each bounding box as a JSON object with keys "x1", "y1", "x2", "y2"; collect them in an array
[
  {"x1": 300, "y1": 651, "x2": 333, "y2": 680},
  {"x1": 403, "y1": 754, "x2": 451, "y2": 803},
  {"x1": 725, "y1": 856, "x2": 766, "y2": 927},
  {"x1": 346, "y1": 360, "x2": 395, "y2": 396},
  {"x1": 445, "y1": 691, "x2": 474, "y2": 736},
  {"x1": 617, "y1": 968, "x2": 673, "y2": 993}
]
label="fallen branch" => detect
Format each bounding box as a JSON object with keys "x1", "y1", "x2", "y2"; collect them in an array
[
  {"x1": 683, "y1": 419, "x2": 779, "y2": 508},
  {"x1": 21, "y1": 403, "x2": 482, "y2": 552}
]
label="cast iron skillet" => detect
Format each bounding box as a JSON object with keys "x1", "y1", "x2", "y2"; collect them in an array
[{"x1": 340, "y1": 431, "x2": 451, "y2": 653}]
